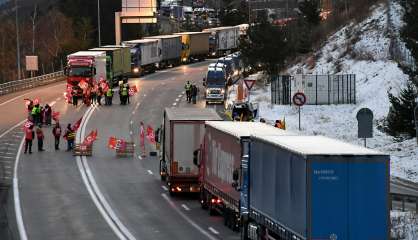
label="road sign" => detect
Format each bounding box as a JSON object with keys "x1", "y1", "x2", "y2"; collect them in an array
[
  {"x1": 293, "y1": 92, "x2": 307, "y2": 106},
  {"x1": 25, "y1": 56, "x2": 38, "y2": 71},
  {"x1": 356, "y1": 108, "x2": 373, "y2": 147},
  {"x1": 244, "y1": 79, "x2": 256, "y2": 90}
]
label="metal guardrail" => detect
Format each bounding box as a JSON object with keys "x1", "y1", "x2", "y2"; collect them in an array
[
  {"x1": 0, "y1": 71, "x2": 65, "y2": 96},
  {"x1": 391, "y1": 177, "x2": 418, "y2": 213}
]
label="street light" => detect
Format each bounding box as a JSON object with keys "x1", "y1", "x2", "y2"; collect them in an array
[
  {"x1": 97, "y1": 0, "x2": 101, "y2": 47},
  {"x1": 15, "y1": 0, "x2": 21, "y2": 80}
]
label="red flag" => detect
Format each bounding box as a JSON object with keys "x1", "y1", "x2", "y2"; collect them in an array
[
  {"x1": 79, "y1": 80, "x2": 88, "y2": 90},
  {"x1": 100, "y1": 81, "x2": 109, "y2": 92},
  {"x1": 129, "y1": 85, "x2": 138, "y2": 96},
  {"x1": 83, "y1": 130, "x2": 98, "y2": 146},
  {"x1": 108, "y1": 137, "x2": 117, "y2": 149},
  {"x1": 33, "y1": 98, "x2": 40, "y2": 105},
  {"x1": 52, "y1": 111, "x2": 60, "y2": 122},
  {"x1": 72, "y1": 117, "x2": 83, "y2": 132},
  {"x1": 146, "y1": 126, "x2": 156, "y2": 144},
  {"x1": 22, "y1": 120, "x2": 33, "y2": 130},
  {"x1": 116, "y1": 139, "x2": 127, "y2": 151}
]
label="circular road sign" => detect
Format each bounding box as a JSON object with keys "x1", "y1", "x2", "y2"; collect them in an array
[{"x1": 293, "y1": 92, "x2": 307, "y2": 106}]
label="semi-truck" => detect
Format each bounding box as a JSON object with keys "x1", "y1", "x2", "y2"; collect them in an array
[
  {"x1": 195, "y1": 122, "x2": 290, "y2": 231},
  {"x1": 144, "y1": 35, "x2": 182, "y2": 68},
  {"x1": 65, "y1": 51, "x2": 107, "y2": 100},
  {"x1": 204, "y1": 63, "x2": 227, "y2": 104},
  {"x1": 217, "y1": 57, "x2": 237, "y2": 85},
  {"x1": 240, "y1": 135, "x2": 389, "y2": 240},
  {"x1": 122, "y1": 39, "x2": 161, "y2": 76},
  {"x1": 89, "y1": 46, "x2": 131, "y2": 86},
  {"x1": 174, "y1": 32, "x2": 210, "y2": 63},
  {"x1": 159, "y1": 108, "x2": 222, "y2": 195},
  {"x1": 203, "y1": 26, "x2": 240, "y2": 57}
]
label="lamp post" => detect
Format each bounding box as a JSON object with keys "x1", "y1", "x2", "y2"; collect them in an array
[
  {"x1": 15, "y1": 0, "x2": 21, "y2": 80},
  {"x1": 97, "y1": 0, "x2": 101, "y2": 47},
  {"x1": 415, "y1": 97, "x2": 418, "y2": 144}
]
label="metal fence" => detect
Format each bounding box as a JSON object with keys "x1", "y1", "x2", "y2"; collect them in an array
[
  {"x1": 0, "y1": 71, "x2": 65, "y2": 97},
  {"x1": 271, "y1": 74, "x2": 356, "y2": 105}
]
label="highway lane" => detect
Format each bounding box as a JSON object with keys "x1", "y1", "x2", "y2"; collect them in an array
[{"x1": 83, "y1": 61, "x2": 239, "y2": 240}]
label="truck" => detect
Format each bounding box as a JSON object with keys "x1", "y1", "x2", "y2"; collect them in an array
[
  {"x1": 174, "y1": 32, "x2": 210, "y2": 63},
  {"x1": 144, "y1": 35, "x2": 182, "y2": 68},
  {"x1": 65, "y1": 51, "x2": 107, "y2": 100},
  {"x1": 89, "y1": 46, "x2": 131, "y2": 86},
  {"x1": 216, "y1": 57, "x2": 237, "y2": 85},
  {"x1": 204, "y1": 63, "x2": 227, "y2": 104},
  {"x1": 159, "y1": 108, "x2": 222, "y2": 196},
  {"x1": 203, "y1": 26, "x2": 240, "y2": 57},
  {"x1": 239, "y1": 135, "x2": 389, "y2": 240},
  {"x1": 122, "y1": 39, "x2": 161, "y2": 76},
  {"x1": 196, "y1": 122, "x2": 290, "y2": 231}
]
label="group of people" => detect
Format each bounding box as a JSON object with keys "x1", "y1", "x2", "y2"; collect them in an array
[
  {"x1": 185, "y1": 81, "x2": 199, "y2": 104},
  {"x1": 70, "y1": 81, "x2": 130, "y2": 106},
  {"x1": 27, "y1": 101, "x2": 52, "y2": 126},
  {"x1": 258, "y1": 118, "x2": 286, "y2": 130}
]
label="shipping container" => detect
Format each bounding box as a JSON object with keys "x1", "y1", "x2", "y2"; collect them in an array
[
  {"x1": 160, "y1": 108, "x2": 222, "y2": 195},
  {"x1": 144, "y1": 35, "x2": 182, "y2": 68},
  {"x1": 174, "y1": 32, "x2": 210, "y2": 63},
  {"x1": 122, "y1": 39, "x2": 161, "y2": 76},
  {"x1": 203, "y1": 26, "x2": 240, "y2": 57},
  {"x1": 242, "y1": 135, "x2": 389, "y2": 240},
  {"x1": 89, "y1": 46, "x2": 131, "y2": 85},
  {"x1": 200, "y1": 121, "x2": 290, "y2": 231}
]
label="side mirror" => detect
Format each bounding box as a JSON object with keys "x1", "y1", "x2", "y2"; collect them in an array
[
  {"x1": 232, "y1": 169, "x2": 239, "y2": 181},
  {"x1": 93, "y1": 68, "x2": 97, "y2": 75},
  {"x1": 193, "y1": 149, "x2": 199, "y2": 166}
]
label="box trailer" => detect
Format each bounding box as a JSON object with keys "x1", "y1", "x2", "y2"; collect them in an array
[
  {"x1": 144, "y1": 35, "x2": 182, "y2": 68},
  {"x1": 122, "y1": 39, "x2": 161, "y2": 76},
  {"x1": 160, "y1": 108, "x2": 222, "y2": 195},
  {"x1": 203, "y1": 26, "x2": 240, "y2": 57},
  {"x1": 198, "y1": 121, "x2": 290, "y2": 231},
  {"x1": 174, "y1": 32, "x2": 210, "y2": 63},
  {"x1": 89, "y1": 46, "x2": 131, "y2": 85},
  {"x1": 240, "y1": 135, "x2": 389, "y2": 240}
]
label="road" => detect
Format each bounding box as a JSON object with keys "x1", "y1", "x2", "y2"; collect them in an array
[
  {"x1": 0, "y1": 61, "x2": 239, "y2": 240},
  {"x1": 0, "y1": 60, "x2": 417, "y2": 239}
]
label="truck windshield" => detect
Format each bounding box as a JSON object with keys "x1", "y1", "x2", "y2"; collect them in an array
[
  {"x1": 207, "y1": 71, "x2": 225, "y2": 87},
  {"x1": 69, "y1": 66, "x2": 92, "y2": 77}
]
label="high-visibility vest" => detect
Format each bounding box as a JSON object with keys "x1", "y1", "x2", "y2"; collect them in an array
[
  {"x1": 106, "y1": 89, "x2": 113, "y2": 97},
  {"x1": 185, "y1": 83, "x2": 191, "y2": 91},
  {"x1": 32, "y1": 106, "x2": 40, "y2": 115},
  {"x1": 66, "y1": 130, "x2": 75, "y2": 140},
  {"x1": 122, "y1": 87, "x2": 128, "y2": 96}
]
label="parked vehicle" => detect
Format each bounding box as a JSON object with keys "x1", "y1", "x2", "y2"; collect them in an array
[
  {"x1": 89, "y1": 46, "x2": 130, "y2": 85},
  {"x1": 159, "y1": 108, "x2": 222, "y2": 195},
  {"x1": 203, "y1": 26, "x2": 240, "y2": 57},
  {"x1": 239, "y1": 135, "x2": 390, "y2": 240},
  {"x1": 122, "y1": 39, "x2": 160, "y2": 76},
  {"x1": 216, "y1": 57, "x2": 237, "y2": 85},
  {"x1": 65, "y1": 51, "x2": 107, "y2": 99},
  {"x1": 204, "y1": 63, "x2": 227, "y2": 104},
  {"x1": 195, "y1": 122, "x2": 290, "y2": 231},
  {"x1": 144, "y1": 35, "x2": 182, "y2": 68},
  {"x1": 174, "y1": 32, "x2": 210, "y2": 63}
]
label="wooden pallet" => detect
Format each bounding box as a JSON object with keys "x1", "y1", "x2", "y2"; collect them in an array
[
  {"x1": 116, "y1": 142, "x2": 134, "y2": 158},
  {"x1": 73, "y1": 144, "x2": 93, "y2": 156}
]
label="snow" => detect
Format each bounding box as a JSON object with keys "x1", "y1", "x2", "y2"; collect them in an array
[
  {"x1": 391, "y1": 211, "x2": 418, "y2": 239},
  {"x1": 229, "y1": 2, "x2": 418, "y2": 182}
]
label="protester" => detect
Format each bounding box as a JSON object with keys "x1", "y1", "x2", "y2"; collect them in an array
[
  {"x1": 36, "y1": 126, "x2": 45, "y2": 152},
  {"x1": 31, "y1": 103, "x2": 41, "y2": 125},
  {"x1": 24, "y1": 125, "x2": 34, "y2": 154},
  {"x1": 106, "y1": 88, "x2": 113, "y2": 106},
  {"x1": 97, "y1": 86, "x2": 103, "y2": 105},
  {"x1": 185, "y1": 81, "x2": 192, "y2": 103},
  {"x1": 91, "y1": 84, "x2": 98, "y2": 105},
  {"x1": 64, "y1": 124, "x2": 75, "y2": 151},
  {"x1": 191, "y1": 84, "x2": 198, "y2": 104},
  {"x1": 52, "y1": 122, "x2": 62, "y2": 150},
  {"x1": 72, "y1": 87, "x2": 79, "y2": 107},
  {"x1": 44, "y1": 104, "x2": 52, "y2": 126}
]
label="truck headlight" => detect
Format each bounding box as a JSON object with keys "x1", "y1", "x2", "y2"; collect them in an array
[
  {"x1": 182, "y1": 58, "x2": 187, "y2": 62},
  {"x1": 221, "y1": 89, "x2": 225, "y2": 94},
  {"x1": 133, "y1": 67, "x2": 139, "y2": 73},
  {"x1": 206, "y1": 89, "x2": 210, "y2": 94},
  {"x1": 211, "y1": 52, "x2": 216, "y2": 56}
]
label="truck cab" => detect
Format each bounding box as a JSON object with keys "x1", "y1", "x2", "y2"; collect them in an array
[
  {"x1": 204, "y1": 63, "x2": 227, "y2": 104},
  {"x1": 122, "y1": 39, "x2": 160, "y2": 76}
]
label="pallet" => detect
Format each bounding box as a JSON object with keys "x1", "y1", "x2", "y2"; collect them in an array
[
  {"x1": 116, "y1": 142, "x2": 134, "y2": 158},
  {"x1": 73, "y1": 144, "x2": 93, "y2": 156}
]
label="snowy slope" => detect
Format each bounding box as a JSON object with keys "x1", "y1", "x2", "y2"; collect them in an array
[{"x1": 232, "y1": 2, "x2": 418, "y2": 183}]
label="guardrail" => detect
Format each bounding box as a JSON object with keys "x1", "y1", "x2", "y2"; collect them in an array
[{"x1": 0, "y1": 71, "x2": 65, "y2": 96}]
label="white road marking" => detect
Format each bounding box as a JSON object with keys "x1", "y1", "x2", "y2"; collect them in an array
[
  {"x1": 161, "y1": 186, "x2": 168, "y2": 191},
  {"x1": 4, "y1": 143, "x2": 17, "y2": 146},
  {"x1": 0, "y1": 152, "x2": 14, "y2": 155},
  {"x1": 182, "y1": 91, "x2": 185, "y2": 94},
  {"x1": 181, "y1": 204, "x2": 190, "y2": 211},
  {"x1": 0, "y1": 156, "x2": 14, "y2": 159},
  {"x1": 138, "y1": 155, "x2": 142, "y2": 160},
  {"x1": 130, "y1": 131, "x2": 133, "y2": 135},
  {"x1": 130, "y1": 121, "x2": 133, "y2": 125},
  {"x1": 161, "y1": 193, "x2": 217, "y2": 240},
  {"x1": 76, "y1": 106, "x2": 137, "y2": 240},
  {"x1": 175, "y1": 98, "x2": 180, "y2": 102},
  {"x1": 208, "y1": 227, "x2": 219, "y2": 235},
  {"x1": 147, "y1": 170, "x2": 153, "y2": 175},
  {"x1": 0, "y1": 119, "x2": 26, "y2": 139},
  {"x1": 132, "y1": 111, "x2": 136, "y2": 114},
  {"x1": 14, "y1": 137, "x2": 28, "y2": 240},
  {"x1": 49, "y1": 101, "x2": 56, "y2": 106},
  {"x1": 178, "y1": 95, "x2": 182, "y2": 98},
  {"x1": 172, "y1": 103, "x2": 177, "y2": 106}
]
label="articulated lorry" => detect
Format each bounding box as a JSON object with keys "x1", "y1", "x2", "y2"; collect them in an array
[
  {"x1": 122, "y1": 39, "x2": 161, "y2": 76},
  {"x1": 65, "y1": 51, "x2": 107, "y2": 100},
  {"x1": 174, "y1": 32, "x2": 210, "y2": 63},
  {"x1": 196, "y1": 122, "x2": 289, "y2": 231},
  {"x1": 203, "y1": 26, "x2": 240, "y2": 57},
  {"x1": 89, "y1": 46, "x2": 131, "y2": 86},
  {"x1": 240, "y1": 135, "x2": 389, "y2": 240},
  {"x1": 159, "y1": 108, "x2": 222, "y2": 195},
  {"x1": 204, "y1": 63, "x2": 227, "y2": 104},
  {"x1": 144, "y1": 35, "x2": 182, "y2": 68}
]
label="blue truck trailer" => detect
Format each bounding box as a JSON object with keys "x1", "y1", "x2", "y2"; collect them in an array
[{"x1": 239, "y1": 135, "x2": 390, "y2": 240}]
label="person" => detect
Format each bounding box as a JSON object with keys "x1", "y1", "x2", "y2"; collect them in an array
[
  {"x1": 275, "y1": 120, "x2": 285, "y2": 129},
  {"x1": 40, "y1": 106, "x2": 44, "y2": 125},
  {"x1": 24, "y1": 125, "x2": 34, "y2": 154},
  {"x1": 125, "y1": 83, "x2": 130, "y2": 104},
  {"x1": 185, "y1": 81, "x2": 192, "y2": 103},
  {"x1": 106, "y1": 88, "x2": 113, "y2": 106},
  {"x1": 120, "y1": 84, "x2": 128, "y2": 105},
  {"x1": 91, "y1": 84, "x2": 98, "y2": 105},
  {"x1": 31, "y1": 103, "x2": 41, "y2": 125},
  {"x1": 97, "y1": 86, "x2": 103, "y2": 105},
  {"x1": 36, "y1": 126, "x2": 45, "y2": 151},
  {"x1": 259, "y1": 118, "x2": 266, "y2": 123},
  {"x1": 64, "y1": 124, "x2": 75, "y2": 151},
  {"x1": 72, "y1": 86, "x2": 79, "y2": 107},
  {"x1": 44, "y1": 104, "x2": 52, "y2": 126},
  {"x1": 191, "y1": 84, "x2": 198, "y2": 104},
  {"x1": 52, "y1": 122, "x2": 62, "y2": 150}
]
